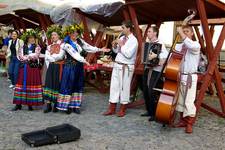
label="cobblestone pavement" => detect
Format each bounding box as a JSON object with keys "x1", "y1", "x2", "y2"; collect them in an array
[{"x1": 0, "y1": 76, "x2": 225, "y2": 150}]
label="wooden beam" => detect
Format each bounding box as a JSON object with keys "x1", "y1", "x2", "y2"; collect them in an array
[
  {"x1": 194, "y1": 26, "x2": 205, "y2": 51},
  {"x1": 208, "y1": 23, "x2": 225, "y2": 75},
  {"x1": 128, "y1": 5, "x2": 143, "y2": 67},
  {"x1": 0, "y1": 3, "x2": 7, "y2": 8},
  {"x1": 197, "y1": 0, "x2": 214, "y2": 61},
  {"x1": 38, "y1": 14, "x2": 47, "y2": 31},
  {"x1": 210, "y1": 25, "x2": 215, "y2": 37},
  {"x1": 214, "y1": 68, "x2": 225, "y2": 113},
  {"x1": 122, "y1": 9, "x2": 130, "y2": 21},
  {"x1": 79, "y1": 13, "x2": 92, "y2": 45},
  {"x1": 86, "y1": 27, "x2": 104, "y2": 64},
  {"x1": 127, "y1": 5, "x2": 145, "y2": 108},
  {"x1": 190, "y1": 18, "x2": 225, "y2": 25},
  {"x1": 19, "y1": 17, "x2": 26, "y2": 31},
  {"x1": 195, "y1": 0, "x2": 225, "y2": 115},
  {"x1": 12, "y1": 19, "x2": 20, "y2": 30},
  {"x1": 206, "y1": 0, "x2": 225, "y2": 11},
  {"x1": 201, "y1": 103, "x2": 225, "y2": 117},
  {"x1": 42, "y1": 15, "x2": 51, "y2": 27},
  {"x1": 92, "y1": 25, "x2": 104, "y2": 45},
  {"x1": 94, "y1": 31, "x2": 104, "y2": 47},
  {"x1": 156, "y1": 20, "x2": 162, "y2": 29},
  {"x1": 125, "y1": 0, "x2": 154, "y2": 5},
  {"x1": 195, "y1": 0, "x2": 213, "y2": 110},
  {"x1": 135, "y1": 7, "x2": 159, "y2": 22},
  {"x1": 143, "y1": 24, "x2": 150, "y2": 41}
]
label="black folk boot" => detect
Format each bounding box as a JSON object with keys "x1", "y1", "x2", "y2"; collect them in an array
[
  {"x1": 43, "y1": 103, "x2": 52, "y2": 113},
  {"x1": 28, "y1": 105, "x2": 33, "y2": 111},
  {"x1": 11, "y1": 104, "x2": 22, "y2": 111}
]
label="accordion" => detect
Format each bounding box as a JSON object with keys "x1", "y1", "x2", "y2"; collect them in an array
[{"x1": 142, "y1": 42, "x2": 162, "y2": 67}]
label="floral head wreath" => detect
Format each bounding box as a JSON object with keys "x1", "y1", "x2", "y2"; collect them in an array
[
  {"x1": 20, "y1": 29, "x2": 39, "y2": 42},
  {"x1": 62, "y1": 23, "x2": 84, "y2": 37},
  {"x1": 46, "y1": 24, "x2": 62, "y2": 39}
]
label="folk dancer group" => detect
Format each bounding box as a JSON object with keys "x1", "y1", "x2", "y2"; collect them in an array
[
  {"x1": 10, "y1": 24, "x2": 109, "y2": 113},
  {"x1": 6, "y1": 20, "x2": 200, "y2": 134}
]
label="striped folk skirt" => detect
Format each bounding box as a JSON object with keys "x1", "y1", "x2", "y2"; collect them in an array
[
  {"x1": 13, "y1": 64, "x2": 43, "y2": 106},
  {"x1": 43, "y1": 63, "x2": 63, "y2": 103},
  {"x1": 57, "y1": 63, "x2": 84, "y2": 111}
]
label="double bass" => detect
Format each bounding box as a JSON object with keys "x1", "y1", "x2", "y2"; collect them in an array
[{"x1": 154, "y1": 10, "x2": 196, "y2": 125}]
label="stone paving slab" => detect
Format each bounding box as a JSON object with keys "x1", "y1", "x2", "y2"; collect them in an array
[{"x1": 0, "y1": 76, "x2": 225, "y2": 150}]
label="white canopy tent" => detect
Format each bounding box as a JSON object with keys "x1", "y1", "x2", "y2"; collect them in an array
[
  {"x1": 0, "y1": 0, "x2": 124, "y2": 19},
  {"x1": 0, "y1": 0, "x2": 124, "y2": 31}
]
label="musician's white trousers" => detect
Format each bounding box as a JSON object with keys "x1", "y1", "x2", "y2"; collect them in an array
[
  {"x1": 176, "y1": 74, "x2": 198, "y2": 117},
  {"x1": 109, "y1": 63, "x2": 134, "y2": 104}
]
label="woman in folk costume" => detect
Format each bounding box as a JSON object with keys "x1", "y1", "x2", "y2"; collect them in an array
[
  {"x1": 12, "y1": 29, "x2": 43, "y2": 111},
  {"x1": 6, "y1": 30, "x2": 24, "y2": 89},
  {"x1": 57, "y1": 24, "x2": 109, "y2": 114},
  {"x1": 43, "y1": 25, "x2": 65, "y2": 113}
]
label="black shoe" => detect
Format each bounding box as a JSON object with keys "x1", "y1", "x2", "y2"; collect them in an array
[
  {"x1": 43, "y1": 103, "x2": 52, "y2": 113},
  {"x1": 148, "y1": 116, "x2": 155, "y2": 122},
  {"x1": 28, "y1": 106, "x2": 33, "y2": 111},
  {"x1": 66, "y1": 108, "x2": 72, "y2": 114},
  {"x1": 141, "y1": 112, "x2": 150, "y2": 117},
  {"x1": 73, "y1": 108, "x2": 81, "y2": 114},
  {"x1": 52, "y1": 103, "x2": 58, "y2": 113},
  {"x1": 11, "y1": 104, "x2": 22, "y2": 111}
]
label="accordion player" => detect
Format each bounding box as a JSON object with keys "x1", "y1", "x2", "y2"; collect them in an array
[{"x1": 142, "y1": 42, "x2": 162, "y2": 67}]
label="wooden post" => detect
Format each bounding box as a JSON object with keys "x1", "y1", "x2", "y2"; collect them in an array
[
  {"x1": 194, "y1": 26, "x2": 214, "y2": 95},
  {"x1": 19, "y1": 17, "x2": 26, "y2": 31},
  {"x1": 0, "y1": 3, "x2": 7, "y2": 8},
  {"x1": 143, "y1": 24, "x2": 150, "y2": 41},
  {"x1": 128, "y1": 5, "x2": 143, "y2": 67},
  {"x1": 79, "y1": 13, "x2": 92, "y2": 45},
  {"x1": 12, "y1": 19, "x2": 20, "y2": 30},
  {"x1": 92, "y1": 25, "x2": 104, "y2": 46},
  {"x1": 210, "y1": 25, "x2": 215, "y2": 36},
  {"x1": 123, "y1": 9, "x2": 130, "y2": 21},
  {"x1": 38, "y1": 14, "x2": 47, "y2": 31},
  {"x1": 194, "y1": 26, "x2": 205, "y2": 52},
  {"x1": 43, "y1": 15, "x2": 52, "y2": 27},
  {"x1": 195, "y1": 0, "x2": 225, "y2": 117},
  {"x1": 127, "y1": 5, "x2": 144, "y2": 107}
]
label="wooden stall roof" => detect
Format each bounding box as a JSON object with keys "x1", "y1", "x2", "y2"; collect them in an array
[
  {"x1": 0, "y1": 13, "x2": 38, "y2": 28},
  {"x1": 14, "y1": 9, "x2": 53, "y2": 25},
  {"x1": 79, "y1": 0, "x2": 225, "y2": 26}
]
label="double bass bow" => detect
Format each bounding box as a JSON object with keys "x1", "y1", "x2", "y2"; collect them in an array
[{"x1": 154, "y1": 9, "x2": 196, "y2": 125}]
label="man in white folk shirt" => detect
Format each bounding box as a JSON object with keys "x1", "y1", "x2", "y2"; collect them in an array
[
  {"x1": 103, "y1": 20, "x2": 138, "y2": 117},
  {"x1": 174, "y1": 25, "x2": 201, "y2": 134}
]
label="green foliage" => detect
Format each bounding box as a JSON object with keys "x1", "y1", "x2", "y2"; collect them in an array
[
  {"x1": 20, "y1": 29, "x2": 39, "y2": 42},
  {"x1": 62, "y1": 23, "x2": 84, "y2": 37},
  {"x1": 46, "y1": 24, "x2": 62, "y2": 39}
]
